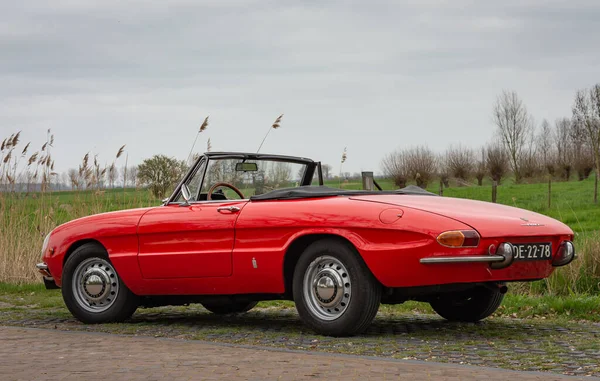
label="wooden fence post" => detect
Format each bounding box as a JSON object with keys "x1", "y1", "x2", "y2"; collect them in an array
[
  {"x1": 361, "y1": 171, "x2": 374, "y2": 191},
  {"x1": 492, "y1": 181, "x2": 497, "y2": 203},
  {"x1": 439, "y1": 180, "x2": 443, "y2": 196}
]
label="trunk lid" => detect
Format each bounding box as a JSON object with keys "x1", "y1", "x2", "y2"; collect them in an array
[{"x1": 351, "y1": 194, "x2": 573, "y2": 238}]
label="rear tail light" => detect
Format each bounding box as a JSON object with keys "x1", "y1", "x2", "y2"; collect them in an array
[
  {"x1": 490, "y1": 242, "x2": 515, "y2": 269},
  {"x1": 553, "y1": 241, "x2": 575, "y2": 267},
  {"x1": 437, "y1": 230, "x2": 480, "y2": 248}
]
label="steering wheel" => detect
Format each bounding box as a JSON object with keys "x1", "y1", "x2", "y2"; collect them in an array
[{"x1": 207, "y1": 182, "x2": 245, "y2": 200}]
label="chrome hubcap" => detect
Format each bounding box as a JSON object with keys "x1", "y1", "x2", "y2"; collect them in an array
[
  {"x1": 72, "y1": 258, "x2": 119, "y2": 313},
  {"x1": 303, "y1": 255, "x2": 351, "y2": 321}
]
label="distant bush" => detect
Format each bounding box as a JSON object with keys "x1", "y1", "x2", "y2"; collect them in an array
[{"x1": 137, "y1": 155, "x2": 187, "y2": 198}]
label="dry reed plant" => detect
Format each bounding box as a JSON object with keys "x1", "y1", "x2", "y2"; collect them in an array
[
  {"x1": 187, "y1": 116, "x2": 209, "y2": 162},
  {"x1": 339, "y1": 147, "x2": 347, "y2": 188},
  {"x1": 0, "y1": 131, "x2": 156, "y2": 284},
  {"x1": 257, "y1": 114, "x2": 283, "y2": 153}
]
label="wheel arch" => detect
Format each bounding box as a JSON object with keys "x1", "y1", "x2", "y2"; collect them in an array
[
  {"x1": 282, "y1": 232, "x2": 372, "y2": 299},
  {"x1": 63, "y1": 238, "x2": 107, "y2": 267}
]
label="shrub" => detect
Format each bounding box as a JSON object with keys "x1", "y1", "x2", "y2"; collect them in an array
[
  {"x1": 445, "y1": 145, "x2": 474, "y2": 183},
  {"x1": 137, "y1": 155, "x2": 187, "y2": 198},
  {"x1": 486, "y1": 142, "x2": 509, "y2": 184},
  {"x1": 405, "y1": 146, "x2": 437, "y2": 188},
  {"x1": 381, "y1": 150, "x2": 408, "y2": 188}
]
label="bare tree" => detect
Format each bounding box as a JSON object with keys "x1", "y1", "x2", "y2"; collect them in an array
[
  {"x1": 573, "y1": 84, "x2": 600, "y2": 202},
  {"x1": 537, "y1": 119, "x2": 555, "y2": 176},
  {"x1": 445, "y1": 145, "x2": 474, "y2": 184},
  {"x1": 569, "y1": 113, "x2": 594, "y2": 181},
  {"x1": 381, "y1": 150, "x2": 408, "y2": 188},
  {"x1": 321, "y1": 164, "x2": 332, "y2": 180},
  {"x1": 437, "y1": 154, "x2": 450, "y2": 188},
  {"x1": 267, "y1": 162, "x2": 292, "y2": 186},
  {"x1": 128, "y1": 166, "x2": 138, "y2": 187},
  {"x1": 486, "y1": 141, "x2": 509, "y2": 184},
  {"x1": 405, "y1": 146, "x2": 437, "y2": 188},
  {"x1": 492, "y1": 90, "x2": 534, "y2": 183},
  {"x1": 519, "y1": 124, "x2": 539, "y2": 180},
  {"x1": 474, "y1": 147, "x2": 486, "y2": 186},
  {"x1": 554, "y1": 118, "x2": 573, "y2": 180}
]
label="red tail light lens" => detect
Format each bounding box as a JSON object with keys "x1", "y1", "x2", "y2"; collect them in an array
[
  {"x1": 437, "y1": 230, "x2": 480, "y2": 248},
  {"x1": 553, "y1": 241, "x2": 575, "y2": 267}
]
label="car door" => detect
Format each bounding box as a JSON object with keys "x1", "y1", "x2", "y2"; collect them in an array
[{"x1": 137, "y1": 200, "x2": 247, "y2": 279}]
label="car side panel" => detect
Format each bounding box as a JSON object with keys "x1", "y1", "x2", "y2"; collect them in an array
[
  {"x1": 233, "y1": 197, "x2": 471, "y2": 290},
  {"x1": 45, "y1": 197, "x2": 568, "y2": 296}
]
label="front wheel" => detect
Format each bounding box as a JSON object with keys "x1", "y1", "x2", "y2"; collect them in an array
[
  {"x1": 62, "y1": 243, "x2": 139, "y2": 323},
  {"x1": 202, "y1": 301, "x2": 258, "y2": 315},
  {"x1": 429, "y1": 286, "x2": 504, "y2": 322},
  {"x1": 292, "y1": 239, "x2": 381, "y2": 337}
]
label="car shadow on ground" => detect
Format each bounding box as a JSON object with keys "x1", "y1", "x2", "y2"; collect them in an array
[{"x1": 122, "y1": 307, "x2": 590, "y2": 342}]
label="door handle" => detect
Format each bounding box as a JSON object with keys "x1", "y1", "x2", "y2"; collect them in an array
[{"x1": 217, "y1": 206, "x2": 241, "y2": 213}]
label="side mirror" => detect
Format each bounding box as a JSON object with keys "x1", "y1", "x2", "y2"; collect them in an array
[{"x1": 181, "y1": 184, "x2": 191, "y2": 205}]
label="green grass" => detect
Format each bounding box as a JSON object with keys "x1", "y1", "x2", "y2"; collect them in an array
[
  {"x1": 5, "y1": 283, "x2": 597, "y2": 322},
  {"x1": 3, "y1": 176, "x2": 600, "y2": 290},
  {"x1": 10, "y1": 176, "x2": 600, "y2": 235},
  {"x1": 2, "y1": 187, "x2": 158, "y2": 227}
]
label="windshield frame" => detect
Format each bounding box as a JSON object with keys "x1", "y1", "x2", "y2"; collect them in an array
[{"x1": 165, "y1": 152, "x2": 320, "y2": 204}]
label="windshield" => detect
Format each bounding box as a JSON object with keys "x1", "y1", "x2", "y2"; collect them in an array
[{"x1": 174, "y1": 156, "x2": 312, "y2": 202}]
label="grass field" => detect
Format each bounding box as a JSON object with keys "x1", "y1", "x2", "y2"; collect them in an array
[{"x1": 1, "y1": 176, "x2": 600, "y2": 295}]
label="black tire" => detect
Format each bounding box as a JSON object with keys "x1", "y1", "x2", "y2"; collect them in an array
[
  {"x1": 202, "y1": 301, "x2": 258, "y2": 315},
  {"x1": 429, "y1": 286, "x2": 504, "y2": 322},
  {"x1": 292, "y1": 239, "x2": 381, "y2": 337},
  {"x1": 62, "y1": 243, "x2": 139, "y2": 323}
]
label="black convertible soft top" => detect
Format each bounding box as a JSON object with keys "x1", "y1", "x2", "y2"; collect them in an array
[{"x1": 250, "y1": 185, "x2": 437, "y2": 201}]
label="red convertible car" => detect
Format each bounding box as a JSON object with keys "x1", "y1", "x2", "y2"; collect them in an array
[{"x1": 37, "y1": 152, "x2": 575, "y2": 336}]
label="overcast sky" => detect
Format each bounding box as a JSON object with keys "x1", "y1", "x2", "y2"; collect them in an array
[{"x1": 1, "y1": 0, "x2": 599, "y2": 175}]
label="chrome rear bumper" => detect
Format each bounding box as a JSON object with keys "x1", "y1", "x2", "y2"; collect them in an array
[
  {"x1": 420, "y1": 242, "x2": 516, "y2": 269},
  {"x1": 420, "y1": 255, "x2": 505, "y2": 264}
]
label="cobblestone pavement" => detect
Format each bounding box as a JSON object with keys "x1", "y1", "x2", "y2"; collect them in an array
[
  {"x1": 1, "y1": 326, "x2": 598, "y2": 381},
  {"x1": 1, "y1": 305, "x2": 599, "y2": 378}
]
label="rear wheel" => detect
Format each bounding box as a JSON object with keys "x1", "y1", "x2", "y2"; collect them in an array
[
  {"x1": 429, "y1": 286, "x2": 504, "y2": 322},
  {"x1": 62, "y1": 243, "x2": 139, "y2": 323},
  {"x1": 292, "y1": 239, "x2": 381, "y2": 337},
  {"x1": 202, "y1": 301, "x2": 258, "y2": 315}
]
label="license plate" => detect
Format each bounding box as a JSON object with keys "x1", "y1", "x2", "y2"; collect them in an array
[{"x1": 512, "y1": 243, "x2": 552, "y2": 261}]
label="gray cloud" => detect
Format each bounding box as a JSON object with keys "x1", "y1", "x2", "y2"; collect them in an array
[{"x1": 1, "y1": 0, "x2": 599, "y2": 174}]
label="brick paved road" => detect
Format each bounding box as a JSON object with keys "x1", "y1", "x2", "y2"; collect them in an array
[{"x1": 0, "y1": 326, "x2": 596, "y2": 381}]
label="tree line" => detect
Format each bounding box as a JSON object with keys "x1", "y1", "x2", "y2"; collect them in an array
[
  {"x1": 3, "y1": 85, "x2": 599, "y2": 200},
  {"x1": 381, "y1": 83, "x2": 600, "y2": 201}
]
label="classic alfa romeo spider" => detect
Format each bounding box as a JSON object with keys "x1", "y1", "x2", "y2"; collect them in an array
[{"x1": 37, "y1": 152, "x2": 575, "y2": 336}]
